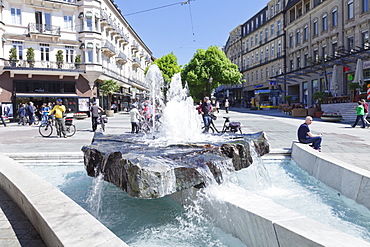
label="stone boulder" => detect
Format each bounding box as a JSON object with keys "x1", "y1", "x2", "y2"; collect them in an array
[{"x1": 81, "y1": 131, "x2": 270, "y2": 199}]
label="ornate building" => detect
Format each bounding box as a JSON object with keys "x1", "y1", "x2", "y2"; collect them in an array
[{"x1": 0, "y1": 0, "x2": 153, "y2": 116}]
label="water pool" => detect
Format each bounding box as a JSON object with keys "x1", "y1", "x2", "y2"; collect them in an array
[{"x1": 22, "y1": 158, "x2": 370, "y2": 245}]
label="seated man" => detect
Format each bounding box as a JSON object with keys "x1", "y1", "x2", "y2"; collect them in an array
[{"x1": 297, "y1": 116, "x2": 323, "y2": 152}]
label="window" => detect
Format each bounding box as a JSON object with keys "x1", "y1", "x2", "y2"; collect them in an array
[
  {"x1": 304, "y1": 25, "x2": 308, "y2": 40},
  {"x1": 322, "y1": 14, "x2": 327, "y2": 31},
  {"x1": 271, "y1": 24, "x2": 275, "y2": 36},
  {"x1": 251, "y1": 54, "x2": 254, "y2": 64},
  {"x1": 277, "y1": 21, "x2": 281, "y2": 35},
  {"x1": 261, "y1": 49, "x2": 264, "y2": 61},
  {"x1": 348, "y1": 0, "x2": 354, "y2": 19},
  {"x1": 313, "y1": 49, "x2": 318, "y2": 62},
  {"x1": 95, "y1": 16, "x2": 99, "y2": 32},
  {"x1": 256, "y1": 52, "x2": 258, "y2": 62},
  {"x1": 277, "y1": 42, "x2": 281, "y2": 56},
  {"x1": 11, "y1": 8, "x2": 21, "y2": 25},
  {"x1": 251, "y1": 38, "x2": 253, "y2": 47},
  {"x1": 322, "y1": 46, "x2": 327, "y2": 60},
  {"x1": 270, "y1": 5, "x2": 275, "y2": 17},
  {"x1": 296, "y1": 30, "x2": 301, "y2": 44},
  {"x1": 260, "y1": 31, "x2": 263, "y2": 43},
  {"x1": 86, "y1": 18, "x2": 92, "y2": 31},
  {"x1": 256, "y1": 70, "x2": 258, "y2": 80},
  {"x1": 265, "y1": 47, "x2": 269, "y2": 60},
  {"x1": 332, "y1": 42, "x2": 338, "y2": 56},
  {"x1": 87, "y1": 49, "x2": 93, "y2": 63},
  {"x1": 332, "y1": 9, "x2": 338, "y2": 27},
  {"x1": 362, "y1": 31, "x2": 369, "y2": 49},
  {"x1": 289, "y1": 34, "x2": 293, "y2": 47},
  {"x1": 364, "y1": 0, "x2": 369, "y2": 12},
  {"x1": 265, "y1": 28, "x2": 269, "y2": 41},
  {"x1": 290, "y1": 59, "x2": 294, "y2": 71},
  {"x1": 348, "y1": 36, "x2": 354, "y2": 51},
  {"x1": 65, "y1": 46, "x2": 74, "y2": 63},
  {"x1": 304, "y1": 54, "x2": 308, "y2": 66},
  {"x1": 64, "y1": 15, "x2": 73, "y2": 31},
  {"x1": 271, "y1": 44, "x2": 275, "y2": 56},
  {"x1": 12, "y1": 41, "x2": 23, "y2": 60},
  {"x1": 255, "y1": 34, "x2": 258, "y2": 44},
  {"x1": 296, "y1": 57, "x2": 301, "y2": 69},
  {"x1": 40, "y1": 44, "x2": 49, "y2": 61},
  {"x1": 277, "y1": 0, "x2": 281, "y2": 11},
  {"x1": 261, "y1": 69, "x2": 263, "y2": 79},
  {"x1": 313, "y1": 19, "x2": 318, "y2": 35}
]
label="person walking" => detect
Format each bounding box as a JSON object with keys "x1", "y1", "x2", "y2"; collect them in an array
[
  {"x1": 18, "y1": 104, "x2": 27, "y2": 125},
  {"x1": 41, "y1": 103, "x2": 50, "y2": 124},
  {"x1": 351, "y1": 101, "x2": 366, "y2": 128},
  {"x1": 225, "y1": 99, "x2": 230, "y2": 114},
  {"x1": 0, "y1": 102, "x2": 7, "y2": 127},
  {"x1": 26, "y1": 102, "x2": 35, "y2": 126},
  {"x1": 215, "y1": 101, "x2": 220, "y2": 113},
  {"x1": 361, "y1": 99, "x2": 370, "y2": 127},
  {"x1": 297, "y1": 116, "x2": 323, "y2": 152},
  {"x1": 49, "y1": 99, "x2": 67, "y2": 138},
  {"x1": 129, "y1": 104, "x2": 142, "y2": 133},
  {"x1": 198, "y1": 96, "x2": 213, "y2": 133},
  {"x1": 90, "y1": 102, "x2": 104, "y2": 132}
]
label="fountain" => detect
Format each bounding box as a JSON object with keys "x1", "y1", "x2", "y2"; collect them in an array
[{"x1": 82, "y1": 65, "x2": 270, "y2": 198}]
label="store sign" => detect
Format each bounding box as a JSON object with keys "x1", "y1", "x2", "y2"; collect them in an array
[
  {"x1": 364, "y1": 61, "x2": 370, "y2": 70},
  {"x1": 254, "y1": 84, "x2": 264, "y2": 88},
  {"x1": 269, "y1": 81, "x2": 277, "y2": 86}
]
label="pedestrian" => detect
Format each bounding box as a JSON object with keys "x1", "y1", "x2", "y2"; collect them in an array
[
  {"x1": 0, "y1": 102, "x2": 7, "y2": 127},
  {"x1": 215, "y1": 101, "x2": 220, "y2": 113},
  {"x1": 351, "y1": 101, "x2": 366, "y2": 128},
  {"x1": 90, "y1": 102, "x2": 104, "y2": 132},
  {"x1": 198, "y1": 96, "x2": 213, "y2": 133},
  {"x1": 297, "y1": 116, "x2": 323, "y2": 152},
  {"x1": 361, "y1": 99, "x2": 370, "y2": 127},
  {"x1": 26, "y1": 102, "x2": 35, "y2": 126},
  {"x1": 49, "y1": 99, "x2": 67, "y2": 138},
  {"x1": 225, "y1": 99, "x2": 230, "y2": 114},
  {"x1": 41, "y1": 103, "x2": 50, "y2": 124},
  {"x1": 18, "y1": 104, "x2": 27, "y2": 125},
  {"x1": 129, "y1": 103, "x2": 142, "y2": 133}
]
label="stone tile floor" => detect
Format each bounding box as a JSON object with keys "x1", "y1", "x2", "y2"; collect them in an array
[{"x1": 0, "y1": 188, "x2": 45, "y2": 247}]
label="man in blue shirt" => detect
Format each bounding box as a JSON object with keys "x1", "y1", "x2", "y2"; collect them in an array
[{"x1": 297, "y1": 116, "x2": 323, "y2": 152}]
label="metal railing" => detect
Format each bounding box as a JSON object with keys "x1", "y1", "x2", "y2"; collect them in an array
[
  {"x1": 4, "y1": 60, "x2": 85, "y2": 71},
  {"x1": 102, "y1": 40, "x2": 116, "y2": 53},
  {"x1": 27, "y1": 23, "x2": 61, "y2": 36}
]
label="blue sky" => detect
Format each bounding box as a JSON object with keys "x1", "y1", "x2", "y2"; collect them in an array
[{"x1": 117, "y1": 0, "x2": 267, "y2": 66}]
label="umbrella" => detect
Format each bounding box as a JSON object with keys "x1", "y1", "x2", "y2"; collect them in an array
[
  {"x1": 330, "y1": 65, "x2": 338, "y2": 96},
  {"x1": 353, "y1": 59, "x2": 365, "y2": 87}
]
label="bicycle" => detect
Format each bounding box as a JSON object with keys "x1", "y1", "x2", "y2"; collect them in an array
[
  {"x1": 98, "y1": 113, "x2": 108, "y2": 132},
  {"x1": 221, "y1": 117, "x2": 242, "y2": 134},
  {"x1": 138, "y1": 118, "x2": 151, "y2": 133},
  {"x1": 201, "y1": 113, "x2": 219, "y2": 133},
  {"x1": 39, "y1": 116, "x2": 76, "y2": 137}
]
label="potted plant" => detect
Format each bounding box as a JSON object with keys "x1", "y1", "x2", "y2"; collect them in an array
[
  {"x1": 99, "y1": 79, "x2": 120, "y2": 117},
  {"x1": 26, "y1": 47, "x2": 35, "y2": 68},
  {"x1": 321, "y1": 112, "x2": 343, "y2": 122},
  {"x1": 313, "y1": 91, "x2": 327, "y2": 118},
  {"x1": 55, "y1": 50, "x2": 64, "y2": 69},
  {"x1": 348, "y1": 82, "x2": 361, "y2": 102},
  {"x1": 9, "y1": 47, "x2": 18, "y2": 67},
  {"x1": 75, "y1": 54, "x2": 82, "y2": 69},
  {"x1": 285, "y1": 95, "x2": 292, "y2": 105}
]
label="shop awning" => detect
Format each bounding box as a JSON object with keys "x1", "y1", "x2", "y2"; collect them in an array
[{"x1": 16, "y1": 93, "x2": 79, "y2": 98}]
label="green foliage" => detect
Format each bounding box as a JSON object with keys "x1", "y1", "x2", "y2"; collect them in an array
[
  {"x1": 181, "y1": 46, "x2": 242, "y2": 101},
  {"x1": 26, "y1": 47, "x2": 35, "y2": 61},
  {"x1": 285, "y1": 95, "x2": 292, "y2": 105},
  {"x1": 146, "y1": 52, "x2": 182, "y2": 82},
  {"x1": 100, "y1": 79, "x2": 120, "y2": 110},
  {"x1": 9, "y1": 48, "x2": 17, "y2": 61},
  {"x1": 347, "y1": 82, "x2": 360, "y2": 90},
  {"x1": 56, "y1": 50, "x2": 64, "y2": 63},
  {"x1": 75, "y1": 54, "x2": 82, "y2": 64},
  {"x1": 313, "y1": 91, "x2": 327, "y2": 108}
]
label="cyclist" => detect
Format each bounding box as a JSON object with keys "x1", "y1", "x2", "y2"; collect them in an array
[
  {"x1": 49, "y1": 99, "x2": 67, "y2": 138},
  {"x1": 198, "y1": 96, "x2": 213, "y2": 133},
  {"x1": 90, "y1": 102, "x2": 104, "y2": 132}
]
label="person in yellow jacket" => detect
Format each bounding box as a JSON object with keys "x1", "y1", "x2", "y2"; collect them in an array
[{"x1": 49, "y1": 99, "x2": 67, "y2": 138}]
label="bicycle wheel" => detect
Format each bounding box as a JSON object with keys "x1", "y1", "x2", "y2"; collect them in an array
[
  {"x1": 65, "y1": 124, "x2": 76, "y2": 137},
  {"x1": 101, "y1": 120, "x2": 105, "y2": 132},
  {"x1": 39, "y1": 123, "x2": 53, "y2": 137}
]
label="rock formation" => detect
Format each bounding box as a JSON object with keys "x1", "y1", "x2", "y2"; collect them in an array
[{"x1": 81, "y1": 131, "x2": 270, "y2": 199}]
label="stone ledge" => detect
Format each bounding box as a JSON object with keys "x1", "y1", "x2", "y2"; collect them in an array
[
  {"x1": 0, "y1": 153, "x2": 128, "y2": 247},
  {"x1": 291, "y1": 142, "x2": 370, "y2": 210}
]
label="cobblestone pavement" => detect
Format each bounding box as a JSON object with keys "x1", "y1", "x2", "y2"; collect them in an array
[{"x1": 0, "y1": 107, "x2": 370, "y2": 244}]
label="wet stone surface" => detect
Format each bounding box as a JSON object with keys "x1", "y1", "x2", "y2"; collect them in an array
[{"x1": 82, "y1": 131, "x2": 270, "y2": 199}]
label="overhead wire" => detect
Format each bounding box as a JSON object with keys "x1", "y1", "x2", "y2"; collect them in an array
[{"x1": 123, "y1": 1, "x2": 194, "y2": 17}]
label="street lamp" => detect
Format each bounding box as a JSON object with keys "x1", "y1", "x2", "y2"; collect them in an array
[{"x1": 209, "y1": 77, "x2": 213, "y2": 97}]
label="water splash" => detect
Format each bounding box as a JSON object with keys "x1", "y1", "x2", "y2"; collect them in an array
[{"x1": 86, "y1": 171, "x2": 105, "y2": 219}]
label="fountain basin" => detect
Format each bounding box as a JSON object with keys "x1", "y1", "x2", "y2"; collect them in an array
[{"x1": 81, "y1": 131, "x2": 269, "y2": 199}]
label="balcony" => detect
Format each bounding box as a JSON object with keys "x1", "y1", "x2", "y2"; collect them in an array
[
  {"x1": 131, "y1": 43, "x2": 139, "y2": 52},
  {"x1": 102, "y1": 40, "x2": 116, "y2": 57},
  {"x1": 115, "y1": 52, "x2": 127, "y2": 65},
  {"x1": 132, "y1": 57, "x2": 140, "y2": 68},
  {"x1": 27, "y1": 23, "x2": 60, "y2": 37}
]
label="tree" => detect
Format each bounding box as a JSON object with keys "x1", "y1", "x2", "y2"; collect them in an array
[
  {"x1": 100, "y1": 79, "x2": 120, "y2": 110},
  {"x1": 145, "y1": 52, "x2": 182, "y2": 100},
  {"x1": 181, "y1": 46, "x2": 242, "y2": 102}
]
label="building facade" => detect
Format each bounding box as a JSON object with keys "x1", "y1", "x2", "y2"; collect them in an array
[
  {"x1": 225, "y1": 0, "x2": 286, "y2": 107},
  {"x1": 226, "y1": 0, "x2": 370, "y2": 107},
  {"x1": 0, "y1": 0, "x2": 153, "y2": 117}
]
